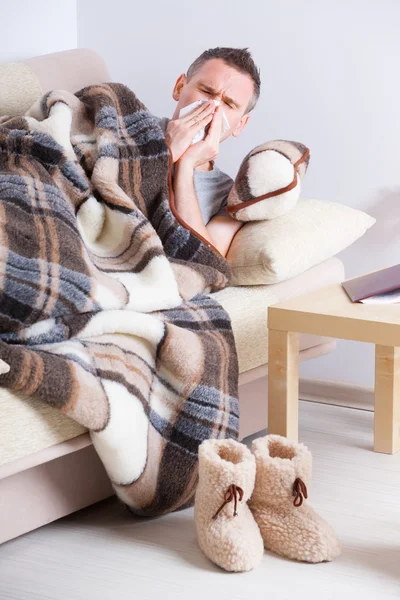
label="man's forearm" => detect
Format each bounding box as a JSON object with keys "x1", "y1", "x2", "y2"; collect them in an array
[
  {"x1": 173, "y1": 159, "x2": 216, "y2": 246},
  {"x1": 173, "y1": 159, "x2": 244, "y2": 257}
]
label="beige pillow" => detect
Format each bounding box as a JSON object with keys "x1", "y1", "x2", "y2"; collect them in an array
[{"x1": 226, "y1": 198, "x2": 376, "y2": 285}]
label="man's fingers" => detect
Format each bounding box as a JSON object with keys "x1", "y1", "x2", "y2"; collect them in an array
[
  {"x1": 180, "y1": 101, "x2": 214, "y2": 124},
  {"x1": 191, "y1": 113, "x2": 213, "y2": 133},
  {"x1": 187, "y1": 102, "x2": 215, "y2": 126}
]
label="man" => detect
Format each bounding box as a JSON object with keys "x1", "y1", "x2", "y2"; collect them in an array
[{"x1": 159, "y1": 47, "x2": 261, "y2": 257}]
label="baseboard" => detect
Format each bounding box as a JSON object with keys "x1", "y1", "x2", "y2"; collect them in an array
[
  {"x1": 238, "y1": 370, "x2": 374, "y2": 440},
  {"x1": 299, "y1": 378, "x2": 374, "y2": 411}
]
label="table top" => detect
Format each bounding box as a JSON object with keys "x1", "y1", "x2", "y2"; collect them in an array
[{"x1": 268, "y1": 282, "x2": 400, "y2": 347}]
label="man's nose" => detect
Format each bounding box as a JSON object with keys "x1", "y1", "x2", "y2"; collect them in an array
[{"x1": 211, "y1": 93, "x2": 222, "y2": 103}]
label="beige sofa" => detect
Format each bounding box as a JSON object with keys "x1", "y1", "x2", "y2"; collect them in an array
[{"x1": 0, "y1": 49, "x2": 345, "y2": 544}]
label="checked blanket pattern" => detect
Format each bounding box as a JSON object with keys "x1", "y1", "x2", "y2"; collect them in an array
[{"x1": 0, "y1": 83, "x2": 239, "y2": 516}]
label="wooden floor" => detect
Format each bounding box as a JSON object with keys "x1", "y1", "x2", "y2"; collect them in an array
[{"x1": 1, "y1": 401, "x2": 400, "y2": 600}]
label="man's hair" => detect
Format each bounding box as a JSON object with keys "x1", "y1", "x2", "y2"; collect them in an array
[{"x1": 186, "y1": 47, "x2": 261, "y2": 113}]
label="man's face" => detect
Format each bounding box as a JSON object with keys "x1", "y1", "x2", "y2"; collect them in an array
[{"x1": 172, "y1": 58, "x2": 254, "y2": 142}]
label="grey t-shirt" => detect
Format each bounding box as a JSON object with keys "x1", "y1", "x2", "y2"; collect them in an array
[{"x1": 158, "y1": 117, "x2": 233, "y2": 225}]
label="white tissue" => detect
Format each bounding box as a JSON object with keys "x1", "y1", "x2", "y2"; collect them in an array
[{"x1": 179, "y1": 99, "x2": 230, "y2": 145}]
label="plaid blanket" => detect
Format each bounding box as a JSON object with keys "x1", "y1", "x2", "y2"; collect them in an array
[{"x1": 0, "y1": 83, "x2": 239, "y2": 516}]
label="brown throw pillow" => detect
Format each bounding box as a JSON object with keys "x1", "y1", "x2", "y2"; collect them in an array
[{"x1": 227, "y1": 140, "x2": 310, "y2": 221}]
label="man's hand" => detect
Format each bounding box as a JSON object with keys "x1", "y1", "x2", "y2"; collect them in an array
[
  {"x1": 178, "y1": 105, "x2": 223, "y2": 169},
  {"x1": 165, "y1": 101, "x2": 215, "y2": 163}
]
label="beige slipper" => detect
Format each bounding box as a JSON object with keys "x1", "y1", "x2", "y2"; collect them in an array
[
  {"x1": 248, "y1": 434, "x2": 341, "y2": 563},
  {"x1": 194, "y1": 438, "x2": 264, "y2": 572}
]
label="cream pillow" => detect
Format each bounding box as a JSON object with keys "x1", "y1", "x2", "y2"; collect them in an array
[{"x1": 226, "y1": 198, "x2": 376, "y2": 285}]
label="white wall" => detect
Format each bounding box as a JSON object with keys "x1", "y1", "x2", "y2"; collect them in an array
[
  {"x1": 78, "y1": 0, "x2": 399, "y2": 389},
  {"x1": 0, "y1": 0, "x2": 77, "y2": 62}
]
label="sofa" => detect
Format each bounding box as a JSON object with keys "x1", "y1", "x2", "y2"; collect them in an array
[{"x1": 0, "y1": 49, "x2": 345, "y2": 544}]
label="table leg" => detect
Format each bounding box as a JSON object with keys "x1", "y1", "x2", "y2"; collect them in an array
[
  {"x1": 374, "y1": 345, "x2": 400, "y2": 454},
  {"x1": 268, "y1": 329, "x2": 299, "y2": 441}
]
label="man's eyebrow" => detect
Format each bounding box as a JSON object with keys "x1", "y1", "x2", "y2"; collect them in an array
[{"x1": 198, "y1": 83, "x2": 241, "y2": 109}]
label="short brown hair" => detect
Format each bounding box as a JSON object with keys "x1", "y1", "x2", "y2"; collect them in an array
[{"x1": 186, "y1": 47, "x2": 261, "y2": 113}]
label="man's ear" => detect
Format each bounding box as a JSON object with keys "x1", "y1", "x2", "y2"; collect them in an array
[
  {"x1": 231, "y1": 113, "x2": 250, "y2": 138},
  {"x1": 172, "y1": 73, "x2": 187, "y2": 101}
]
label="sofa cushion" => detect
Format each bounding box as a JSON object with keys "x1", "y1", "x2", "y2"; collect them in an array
[
  {"x1": 0, "y1": 49, "x2": 110, "y2": 118},
  {"x1": 0, "y1": 390, "x2": 86, "y2": 466},
  {"x1": 212, "y1": 256, "x2": 345, "y2": 373}
]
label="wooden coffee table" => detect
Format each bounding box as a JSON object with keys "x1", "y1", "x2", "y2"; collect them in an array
[{"x1": 267, "y1": 281, "x2": 400, "y2": 454}]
